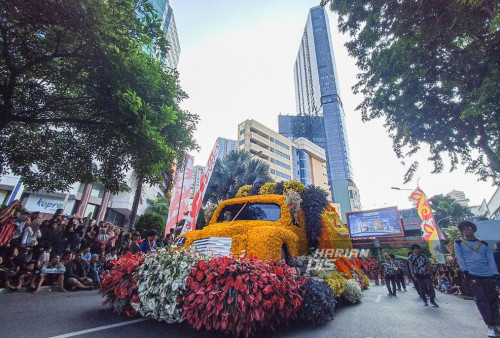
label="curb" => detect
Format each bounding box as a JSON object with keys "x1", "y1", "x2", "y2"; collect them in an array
[{"x1": 0, "y1": 285, "x2": 58, "y2": 294}]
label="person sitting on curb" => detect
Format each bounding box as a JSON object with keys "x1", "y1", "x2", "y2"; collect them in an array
[
  {"x1": 88, "y1": 254, "x2": 101, "y2": 287},
  {"x1": 34, "y1": 254, "x2": 66, "y2": 293},
  {"x1": 64, "y1": 251, "x2": 93, "y2": 291}
]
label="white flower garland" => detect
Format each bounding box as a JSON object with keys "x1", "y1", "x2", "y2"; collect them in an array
[
  {"x1": 135, "y1": 249, "x2": 198, "y2": 323},
  {"x1": 343, "y1": 278, "x2": 363, "y2": 304}
]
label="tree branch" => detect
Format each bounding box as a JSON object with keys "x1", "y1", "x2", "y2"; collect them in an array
[
  {"x1": 11, "y1": 116, "x2": 106, "y2": 126},
  {"x1": 476, "y1": 122, "x2": 500, "y2": 173}
]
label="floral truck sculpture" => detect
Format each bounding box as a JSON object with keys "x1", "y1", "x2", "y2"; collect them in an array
[
  {"x1": 100, "y1": 183, "x2": 368, "y2": 337},
  {"x1": 175, "y1": 192, "x2": 352, "y2": 262}
]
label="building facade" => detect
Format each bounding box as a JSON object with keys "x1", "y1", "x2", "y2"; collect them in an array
[
  {"x1": 237, "y1": 119, "x2": 331, "y2": 198},
  {"x1": 279, "y1": 6, "x2": 361, "y2": 219},
  {"x1": 446, "y1": 189, "x2": 470, "y2": 207},
  {"x1": 148, "y1": 0, "x2": 181, "y2": 69},
  {"x1": 217, "y1": 138, "x2": 238, "y2": 160}
]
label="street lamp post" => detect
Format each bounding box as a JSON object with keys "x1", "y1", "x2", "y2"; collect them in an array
[{"x1": 390, "y1": 187, "x2": 414, "y2": 191}]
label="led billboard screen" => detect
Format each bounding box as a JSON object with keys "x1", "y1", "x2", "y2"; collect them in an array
[{"x1": 346, "y1": 207, "x2": 404, "y2": 239}]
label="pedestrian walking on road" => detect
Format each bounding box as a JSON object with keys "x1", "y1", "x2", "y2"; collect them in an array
[
  {"x1": 407, "y1": 251, "x2": 421, "y2": 296},
  {"x1": 409, "y1": 244, "x2": 439, "y2": 308},
  {"x1": 381, "y1": 254, "x2": 398, "y2": 296},
  {"x1": 395, "y1": 260, "x2": 407, "y2": 291},
  {"x1": 454, "y1": 221, "x2": 499, "y2": 337}
]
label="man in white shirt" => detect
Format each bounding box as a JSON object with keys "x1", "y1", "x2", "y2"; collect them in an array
[{"x1": 34, "y1": 254, "x2": 66, "y2": 293}]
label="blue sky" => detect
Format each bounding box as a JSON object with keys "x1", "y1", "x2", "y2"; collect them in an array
[{"x1": 168, "y1": 0, "x2": 497, "y2": 210}]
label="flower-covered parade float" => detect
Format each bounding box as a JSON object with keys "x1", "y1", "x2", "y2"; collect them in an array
[{"x1": 100, "y1": 181, "x2": 369, "y2": 337}]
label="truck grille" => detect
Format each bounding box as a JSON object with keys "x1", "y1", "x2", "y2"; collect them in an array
[{"x1": 193, "y1": 237, "x2": 232, "y2": 256}]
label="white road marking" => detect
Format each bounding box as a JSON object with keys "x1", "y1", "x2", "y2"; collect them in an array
[
  {"x1": 374, "y1": 295, "x2": 381, "y2": 303},
  {"x1": 49, "y1": 318, "x2": 148, "y2": 338}
]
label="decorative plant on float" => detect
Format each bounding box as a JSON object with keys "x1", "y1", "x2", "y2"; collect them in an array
[
  {"x1": 99, "y1": 253, "x2": 144, "y2": 317},
  {"x1": 182, "y1": 255, "x2": 305, "y2": 337}
]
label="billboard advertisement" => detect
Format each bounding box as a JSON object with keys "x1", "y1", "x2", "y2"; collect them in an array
[{"x1": 346, "y1": 207, "x2": 404, "y2": 239}]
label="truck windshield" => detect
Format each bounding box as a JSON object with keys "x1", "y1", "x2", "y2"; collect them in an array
[{"x1": 217, "y1": 203, "x2": 281, "y2": 222}]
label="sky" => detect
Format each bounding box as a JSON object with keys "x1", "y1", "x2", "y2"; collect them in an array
[{"x1": 169, "y1": 0, "x2": 498, "y2": 210}]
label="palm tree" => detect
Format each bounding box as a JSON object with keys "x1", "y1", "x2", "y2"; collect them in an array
[{"x1": 204, "y1": 151, "x2": 273, "y2": 204}]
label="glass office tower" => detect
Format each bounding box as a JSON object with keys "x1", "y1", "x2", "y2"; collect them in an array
[
  {"x1": 279, "y1": 6, "x2": 361, "y2": 220},
  {"x1": 148, "y1": 0, "x2": 180, "y2": 69}
]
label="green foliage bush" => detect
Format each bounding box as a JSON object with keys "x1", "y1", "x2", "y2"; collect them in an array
[{"x1": 136, "y1": 212, "x2": 165, "y2": 237}]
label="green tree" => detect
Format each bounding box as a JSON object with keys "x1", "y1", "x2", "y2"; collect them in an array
[
  {"x1": 0, "y1": 0, "x2": 197, "y2": 192},
  {"x1": 135, "y1": 211, "x2": 165, "y2": 238},
  {"x1": 204, "y1": 151, "x2": 273, "y2": 204},
  {"x1": 443, "y1": 225, "x2": 461, "y2": 255},
  {"x1": 145, "y1": 196, "x2": 170, "y2": 223},
  {"x1": 324, "y1": 0, "x2": 500, "y2": 183},
  {"x1": 429, "y1": 194, "x2": 473, "y2": 228}
]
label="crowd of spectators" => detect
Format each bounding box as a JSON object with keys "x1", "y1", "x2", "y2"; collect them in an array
[
  {"x1": 359, "y1": 255, "x2": 476, "y2": 298},
  {"x1": 0, "y1": 201, "x2": 176, "y2": 293}
]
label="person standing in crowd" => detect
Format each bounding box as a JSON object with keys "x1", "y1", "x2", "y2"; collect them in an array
[
  {"x1": 88, "y1": 254, "x2": 101, "y2": 286},
  {"x1": 396, "y1": 260, "x2": 407, "y2": 292},
  {"x1": 129, "y1": 233, "x2": 140, "y2": 254},
  {"x1": 455, "y1": 221, "x2": 499, "y2": 337},
  {"x1": 139, "y1": 230, "x2": 157, "y2": 254},
  {"x1": 165, "y1": 228, "x2": 176, "y2": 247},
  {"x1": 381, "y1": 254, "x2": 398, "y2": 296},
  {"x1": 409, "y1": 244, "x2": 439, "y2": 308}
]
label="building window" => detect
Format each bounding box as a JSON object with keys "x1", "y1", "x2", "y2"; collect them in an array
[
  {"x1": 239, "y1": 140, "x2": 245, "y2": 146},
  {"x1": 275, "y1": 149, "x2": 290, "y2": 160},
  {"x1": 274, "y1": 139, "x2": 290, "y2": 150}
]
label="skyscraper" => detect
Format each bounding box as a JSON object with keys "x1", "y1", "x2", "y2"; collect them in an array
[
  {"x1": 279, "y1": 6, "x2": 361, "y2": 220},
  {"x1": 148, "y1": 0, "x2": 180, "y2": 69}
]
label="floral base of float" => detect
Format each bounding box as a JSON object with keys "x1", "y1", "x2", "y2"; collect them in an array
[{"x1": 100, "y1": 249, "x2": 366, "y2": 337}]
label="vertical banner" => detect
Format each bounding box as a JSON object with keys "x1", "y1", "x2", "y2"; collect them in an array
[
  {"x1": 409, "y1": 187, "x2": 446, "y2": 263},
  {"x1": 182, "y1": 138, "x2": 220, "y2": 234},
  {"x1": 165, "y1": 155, "x2": 194, "y2": 235}
]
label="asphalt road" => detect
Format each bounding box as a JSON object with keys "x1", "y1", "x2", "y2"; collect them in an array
[{"x1": 0, "y1": 284, "x2": 488, "y2": 338}]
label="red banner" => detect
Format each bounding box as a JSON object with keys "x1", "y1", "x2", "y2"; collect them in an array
[
  {"x1": 182, "y1": 139, "x2": 220, "y2": 234},
  {"x1": 165, "y1": 155, "x2": 194, "y2": 236}
]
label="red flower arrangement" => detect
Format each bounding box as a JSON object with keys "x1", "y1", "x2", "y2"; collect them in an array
[
  {"x1": 99, "y1": 253, "x2": 144, "y2": 317},
  {"x1": 182, "y1": 255, "x2": 306, "y2": 337}
]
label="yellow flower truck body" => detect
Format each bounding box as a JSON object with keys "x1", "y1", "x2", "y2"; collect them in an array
[{"x1": 176, "y1": 194, "x2": 352, "y2": 261}]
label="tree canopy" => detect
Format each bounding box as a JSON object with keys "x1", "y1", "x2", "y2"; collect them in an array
[
  {"x1": 0, "y1": 0, "x2": 197, "y2": 192},
  {"x1": 324, "y1": 0, "x2": 500, "y2": 183},
  {"x1": 429, "y1": 194, "x2": 473, "y2": 227}
]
